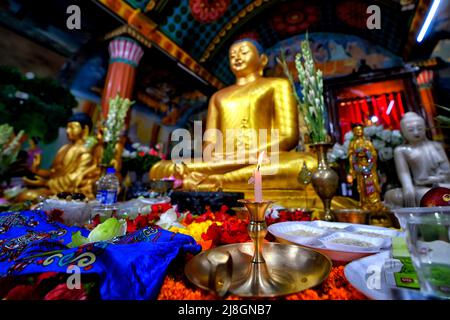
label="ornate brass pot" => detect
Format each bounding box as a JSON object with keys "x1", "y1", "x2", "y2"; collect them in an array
[{"x1": 309, "y1": 142, "x2": 339, "y2": 221}]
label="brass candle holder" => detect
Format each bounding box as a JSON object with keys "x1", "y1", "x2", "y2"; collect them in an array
[
  {"x1": 230, "y1": 199, "x2": 294, "y2": 297},
  {"x1": 185, "y1": 199, "x2": 332, "y2": 298}
]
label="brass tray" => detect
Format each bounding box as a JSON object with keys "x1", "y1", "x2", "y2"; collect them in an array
[{"x1": 185, "y1": 242, "x2": 332, "y2": 298}]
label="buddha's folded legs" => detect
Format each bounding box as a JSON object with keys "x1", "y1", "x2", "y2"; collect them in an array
[
  {"x1": 208, "y1": 151, "x2": 317, "y2": 190},
  {"x1": 16, "y1": 187, "x2": 53, "y2": 202},
  {"x1": 150, "y1": 151, "x2": 317, "y2": 190}
]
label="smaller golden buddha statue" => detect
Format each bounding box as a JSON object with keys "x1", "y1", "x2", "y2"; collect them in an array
[
  {"x1": 348, "y1": 124, "x2": 386, "y2": 211},
  {"x1": 18, "y1": 113, "x2": 100, "y2": 201}
]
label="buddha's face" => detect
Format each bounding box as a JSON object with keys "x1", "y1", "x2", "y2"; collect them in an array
[
  {"x1": 66, "y1": 121, "x2": 84, "y2": 142},
  {"x1": 353, "y1": 126, "x2": 364, "y2": 137},
  {"x1": 401, "y1": 118, "x2": 426, "y2": 144},
  {"x1": 229, "y1": 41, "x2": 262, "y2": 77}
]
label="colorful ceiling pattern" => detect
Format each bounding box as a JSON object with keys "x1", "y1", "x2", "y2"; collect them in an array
[{"x1": 125, "y1": 0, "x2": 429, "y2": 85}]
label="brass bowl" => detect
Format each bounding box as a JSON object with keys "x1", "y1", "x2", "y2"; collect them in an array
[
  {"x1": 185, "y1": 242, "x2": 332, "y2": 298},
  {"x1": 369, "y1": 211, "x2": 401, "y2": 229},
  {"x1": 149, "y1": 179, "x2": 174, "y2": 194},
  {"x1": 332, "y1": 208, "x2": 371, "y2": 224},
  {"x1": 333, "y1": 208, "x2": 401, "y2": 228}
]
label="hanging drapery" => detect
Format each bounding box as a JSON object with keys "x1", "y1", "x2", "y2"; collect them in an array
[{"x1": 338, "y1": 91, "x2": 406, "y2": 142}]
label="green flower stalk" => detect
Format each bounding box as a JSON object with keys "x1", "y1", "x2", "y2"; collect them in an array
[
  {"x1": 101, "y1": 94, "x2": 134, "y2": 166},
  {"x1": 279, "y1": 36, "x2": 328, "y2": 143}
]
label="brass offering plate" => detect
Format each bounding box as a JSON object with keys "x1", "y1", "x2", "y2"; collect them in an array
[{"x1": 185, "y1": 242, "x2": 332, "y2": 298}]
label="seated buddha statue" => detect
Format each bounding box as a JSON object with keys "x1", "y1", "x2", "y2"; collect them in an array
[
  {"x1": 384, "y1": 112, "x2": 450, "y2": 208},
  {"x1": 150, "y1": 39, "x2": 355, "y2": 209},
  {"x1": 17, "y1": 113, "x2": 101, "y2": 201}
]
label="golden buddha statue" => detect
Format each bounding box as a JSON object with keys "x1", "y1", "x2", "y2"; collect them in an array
[
  {"x1": 17, "y1": 113, "x2": 100, "y2": 201},
  {"x1": 347, "y1": 124, "x2": 386, "y2": 211},
  {"x1": 150, "y1": 39, "x2": 354, "y2": 209}
]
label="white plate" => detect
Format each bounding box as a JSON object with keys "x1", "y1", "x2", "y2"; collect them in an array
[
  {"x1": 344, "y1": 251, "x2": 427, "y2": 300},
  {"x1": 345, "y1": 225, "x2": 400, "y2": 247},
  {"x1": 319, "y1": 232, "x2": 385, "y2": 253},
  {"x1": 267, "y1": 221, "x2": 329, "y2": 245},
  {"x1": 310, "y1": 220, "x2": 353, "y2": 231},
  {"x1": 269, "y1": 221, "x2": 403, "y2": 263}
]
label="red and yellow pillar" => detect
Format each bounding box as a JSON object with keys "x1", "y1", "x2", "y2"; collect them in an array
[
  {"x1": 416, "y1": 70, "x2": 442, "y2": 141},
  {"x1": 100, "y1": 36, "x2": 144, "y2": 123}
]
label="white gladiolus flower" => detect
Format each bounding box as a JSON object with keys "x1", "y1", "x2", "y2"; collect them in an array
[{"x1": 132, "y1": 142, "x2": 140, "y2": 149}]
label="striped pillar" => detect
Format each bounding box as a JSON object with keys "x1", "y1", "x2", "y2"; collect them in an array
[{"x1": 100, "y1": 37, "x2": 144, "y2": 121}]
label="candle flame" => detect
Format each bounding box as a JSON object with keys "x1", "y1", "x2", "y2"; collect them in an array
[{"x1": 257, "y1": 151, "x2": 265, "y2": 171}]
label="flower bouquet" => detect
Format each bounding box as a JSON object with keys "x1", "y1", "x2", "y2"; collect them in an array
[
  {"x1": 279, "y1": 36, "x2": 337, "y2": 220},
  {"x1": 122, "y1": 142, "x2": 163, "y2": 178},
  {"x1": 279, "y1": 34, "x2": 328, "y2": 144},
  {"x1": 101, "y1": 94, "x2": 134, "y2": 167},
  {"x1": 328, "y1": 125, "x2": 404, "y2": 163}
]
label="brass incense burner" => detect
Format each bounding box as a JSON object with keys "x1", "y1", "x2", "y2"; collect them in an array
[{"x1": 185, "y1": 199, "x2": 332, "y2": 298}]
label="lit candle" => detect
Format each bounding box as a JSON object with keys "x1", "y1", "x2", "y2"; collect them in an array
[{"x1": 254, "y1": 152, "x2": 265, "y2": 202}]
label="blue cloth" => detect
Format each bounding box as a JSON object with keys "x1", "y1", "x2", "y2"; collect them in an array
[{"x1": 0, "y1": 210, "x2": 201, "y2": 300}]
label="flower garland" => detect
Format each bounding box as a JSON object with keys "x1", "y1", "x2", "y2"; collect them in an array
[
  {"x1": 351, "y1": 147, "x2": 374, "y2": 175},
  {"x1": 158, "y1": 266, "x2": 366, "y2": 300}
]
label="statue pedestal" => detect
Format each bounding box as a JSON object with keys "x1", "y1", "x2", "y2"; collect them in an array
[
  {"x1": 170, "y1": 191, "x2": 245, "y2": 214},
  {"x1": 223, "y1": 188, "x2": 358, "y2": 211}
]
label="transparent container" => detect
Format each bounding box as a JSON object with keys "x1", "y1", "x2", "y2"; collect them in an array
[{"x1": 395, "y1": 207, "x2": 450, "y2": 299}]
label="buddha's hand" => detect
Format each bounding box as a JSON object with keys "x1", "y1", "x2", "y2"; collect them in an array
[
  {"x1": 30, "y1": 153, "x2": 42, "y2": 173},
  {"x1": 347, "y1": 168, "x2": 355, "y2": 183},
  {"x1": 23, "y1": 176, "x2": 47, "y2": 187},
  {"x1": 403, "y1": 187, "x2": 416, "y2": 207}
]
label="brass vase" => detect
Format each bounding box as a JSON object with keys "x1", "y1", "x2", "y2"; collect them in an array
[{"x1": 309, "y1": 142, "x2": 339, "y2": 221}]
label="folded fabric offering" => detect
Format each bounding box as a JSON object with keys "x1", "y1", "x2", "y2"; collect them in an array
[{"x1": 0, "y1": 210, "x2": 201, "y2": 300}]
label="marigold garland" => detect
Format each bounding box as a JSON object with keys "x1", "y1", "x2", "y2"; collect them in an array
[{"x1": 158, "y1": 266, "x2": 367, "y2": 300}]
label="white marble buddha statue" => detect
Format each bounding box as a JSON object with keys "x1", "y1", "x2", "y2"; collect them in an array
[{"x1": 384, "y1": 112, "x2": 450, "y2": 208}]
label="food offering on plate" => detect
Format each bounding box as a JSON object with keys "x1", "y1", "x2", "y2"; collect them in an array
[
  {"x1": 268, "y1": 221, "x2": 402, "y2": 262},
  {"x1": 278, "y1": 222, "x2": 328, "y2": 245},
  {"x1": 42, "y1": 192, "x2": 94, "y2": 226},
  {"x1": 319, "y1": 232, "x2": 385, "y2": 252}
]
